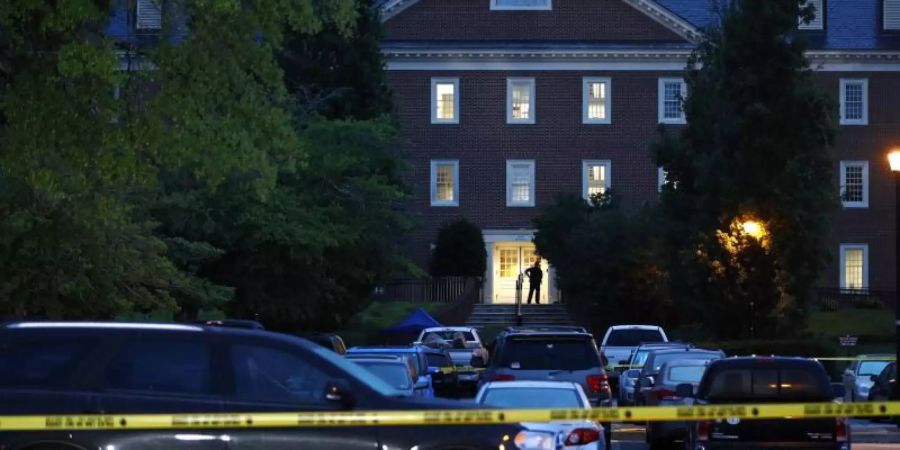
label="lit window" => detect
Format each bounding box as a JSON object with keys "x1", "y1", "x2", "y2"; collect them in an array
[
  {"x1": 430, "y1": 160, "x2": 459, "y2": 206},
  {"x1": 507, "y1": 78, "x2": 536, "y2": 124},
  {"x1": 499, "y1": 248, "x2": 520, "y2": 278},
  {"x1": 840, "y1": 79, "x2": 868, "y2": 125},
  {"x1": 491, "y1": 0, "x2": 552, "y2": 10},
  {"x1": 583, "y1": 78, "x2": 611, "y2": 124},
  {"x1": 658, "y1": 78, "x2": 687, "y2": 124},
  {"x1": 840, "y1": 244, "x2": 868, "y2": 291},
  {"x1": 431, "y1": 78, "x2": 459, "y2": 124},
  {"x1": 798, "y1": 0, "x2": 824, "y2": 30},
  {"x1": 506, "y1": 160, "x2": 535, "y2": 207},
  {"x1": 840, "y1": 161, "x2": 868, "y2": 208},
  {"x1": 582, "y1": 160, "x2": 611, "y2": 200}
]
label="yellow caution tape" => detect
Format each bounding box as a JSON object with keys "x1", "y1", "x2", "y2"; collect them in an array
[
  {"x1": 0, "y1": 402, "x2": 898, "y2": 431},
  {"x1": 439, "y1": 366, "x2": 486, "y2": 374}
]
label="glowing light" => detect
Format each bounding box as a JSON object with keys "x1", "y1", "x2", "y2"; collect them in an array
[
  {"x1": 741, "y1": 221, "x2": 766, "y2": 240},
  {"x1": 889, "y1": 150, "x2": 900, "y2": 172}
]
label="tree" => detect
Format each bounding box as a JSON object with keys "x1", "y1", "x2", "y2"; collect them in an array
[
  {"x1": 654, "y1": 0, "x2": 838, "y2": 339},
  {"x1": 533, "y1": 193, "x2": 671, "y2": 331},
  {"x1": 430, "y1": 218, "x2": 487, "y2": 278}
]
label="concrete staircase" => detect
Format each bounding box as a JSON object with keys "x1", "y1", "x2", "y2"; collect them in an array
[{"x1": 465, "y1": 304, "x2": 574, "y2": 328}]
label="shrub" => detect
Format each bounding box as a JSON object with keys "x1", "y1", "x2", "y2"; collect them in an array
[{"x1": 430, "y1": 218, "x2": 487, "y2": 277}]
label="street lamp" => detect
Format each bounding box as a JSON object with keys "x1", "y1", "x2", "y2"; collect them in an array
[
  {"x1": 740, "y1": 219, "x2": 767, "y2": 339},
  {"x1": 888, "y1": 150, "x2": 900, "y2": 402}
]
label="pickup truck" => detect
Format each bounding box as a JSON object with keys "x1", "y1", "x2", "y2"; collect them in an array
[
  {"x1": 599, "y1": 325, "x2": 668, "y2": 390},
  {"x1": 418, "y1": 326, "x2": 489, "y2": 397}
]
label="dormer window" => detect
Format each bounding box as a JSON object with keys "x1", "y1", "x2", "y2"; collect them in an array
[
  {"x1": 136, "y1": 0, "x2": 163, "y2": 31},
  {"x1": 491, "y1": 0, "x2": 552, "y2": 11},
  {"x1": 798, "y1": 0, "x2": 824, "y2": 30},
  {"x1": 886, "y1": 0, "x2": 900, "y2": 30}
]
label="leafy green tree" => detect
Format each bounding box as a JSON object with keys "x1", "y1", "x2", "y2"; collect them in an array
[
  {"x1": 533, "y1": 193, "x2": 671, "y2": 331},
  {"x1": 654, "y1": 0, "x2": 838, "y2": 339},
  {"x1": 430, "y1": 218, "x2": 487, "y2": 277}
]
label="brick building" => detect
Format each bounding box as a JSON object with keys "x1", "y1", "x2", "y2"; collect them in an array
[{"x1": 377, "y1": 0, "x2": 900, "y2": 304}]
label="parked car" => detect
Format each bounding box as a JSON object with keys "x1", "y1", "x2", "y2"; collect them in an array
[
  {"x1": 482, "y1": 326, "x2": 613, "y2": 447},
  {"x1": 345, "y1": 355, "x2": 425, "y2": 397},
  {"x1": 196, "y1": 319, "x2": 264, "y2": 330},
  {"x1": 347, "y1": 346, "x2": 437, "y2": 398},
  {"x1": 417, "y1": 327, "x2": 488, "y2": 396},
  {"x1": 417, "y1": 345, "x2": 460, "y2": 397},
  {"x1": 644, "y1": 359, "x2": 711, "y2": 450},
  {"x1": 295, "y1": 332, "x2": 347, "y2": 354},
  {"x1": 619, "y1": 342, "x2": 691, "y2": 406},
  {"x1": 633, "y1": 348, "x2": 724, "y2": 407},
  {"x1": 599, "y1": 325, "x2": 668, "y2": 391},
  {"x1": 842, "y1": 355, "x2": 892, "y2": 402},
  {"x1": 683, "y1": 357, "x2": 849, "y2": 450},
  {"x1": 868, "y1": 361, "x2": 897, "y2": 402},
  {"x1": 0, "y1": 322, "x2": 533, "y2": 450},
  {"x1": 476, "y1": 381, "x2": 606, "y2": 450}
]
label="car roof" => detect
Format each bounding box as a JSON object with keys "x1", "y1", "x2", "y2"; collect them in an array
[
  {"x1": 708, "y1": 356, "x2": 823, "y2": 369},
  {"x1": 348, "y1": 346, "x2": 421, "y2": 353},
  {"x1": 506, "y1": 326, "x2": 588, "y2": 334},
  {"x1": 659, "y1": 358, "x2": 713, "y2": 368},
  {"x1": 421, "y1": 327, "x2": 477, "y2": 332},
  {"x1": 635, "y1": 342, "x2": 689, "y2": 349},
  {"x1": 482, "y1": 381, "x2": 582, "y2": 390},
  {"x1": 649, "y1": 348, "x2": 719, "y2": 356},
  {"x1": 607, "y1": 325, "x2": 663, "y2": 331}
]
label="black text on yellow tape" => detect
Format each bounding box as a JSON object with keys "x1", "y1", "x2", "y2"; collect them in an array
[{"x1": 2, "y1": 402, "x2": 899, "y2": 431}]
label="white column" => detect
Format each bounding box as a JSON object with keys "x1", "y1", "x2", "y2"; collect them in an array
[{"x1": 483, "y1": 240, "x2": 494, "y2": 304}]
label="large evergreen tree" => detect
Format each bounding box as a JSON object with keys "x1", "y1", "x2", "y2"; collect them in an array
[{"x1": 654, "y1": 0, "x2": 838, "y2": 338}]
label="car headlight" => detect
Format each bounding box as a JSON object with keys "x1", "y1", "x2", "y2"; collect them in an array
[{"x1": 513, "y1": 430, "x2": 556, "y2": 450}]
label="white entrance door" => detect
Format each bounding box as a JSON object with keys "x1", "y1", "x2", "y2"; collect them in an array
[{"x1": 492, "y1": 244, "x2": 549, "y2": 303}]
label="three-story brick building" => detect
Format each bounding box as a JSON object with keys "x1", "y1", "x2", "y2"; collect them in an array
[{"x1": 378, "y1": 0, "x2": 900, "y2": 304}]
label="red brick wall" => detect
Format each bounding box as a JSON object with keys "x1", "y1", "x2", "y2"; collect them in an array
[
  {"x1": 383, "y1": 0, "x2": 686, "y2": 42},
  {"x1": 388, "y1": 70, "x2": 683, "y2": 267}
]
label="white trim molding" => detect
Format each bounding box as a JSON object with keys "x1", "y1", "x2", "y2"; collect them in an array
[
  {"x1": 658, "y1": 77, "x2": 687, "y2": 124},
  {"x1": 490, "y1": 0, "x2": 552, "y2": 11},
  {"x1": 506, "y1": 160, "x2": 536, "y2": 207},
  {"x1": 431, "y1": 77, "x2": 460, "y2": 124},
  {"x1": 582, "y1": 77, "x2": 612, "y2": 124},
  {"x1": 839, "y1": 243, "x2": 869, "y2": 290},
  {"x1": 582, "y1": 160, "x2": 612, "y2": 200},
  {"x1": 507, "y1": 77, "x2": 536, "y2": 124},
  {"x1": 430, "y1": 159, "x2": 460, "y2": 207},
  {"x1": 839, "y1": 78, "x2": 869, "y2": 125},
  {"x1": 839, "y1": 160, "x2": 869, "y2": 208},
  {"x1": 618, "y1": 0, "x2": 701, "y2": 42}
]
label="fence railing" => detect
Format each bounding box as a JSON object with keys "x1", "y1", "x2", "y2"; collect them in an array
[
  {"x1": 372, "y1": 276, "x2": 475, "y2": 304},
  {"x1": 815, "y1": 288, "x2": 895, "y2": 311}
]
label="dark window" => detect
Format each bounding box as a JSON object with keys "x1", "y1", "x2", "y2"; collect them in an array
[
  {"x1": 499, "y1": 337, "x2": 600, "y2": 370},
  {"x1": 606, "y1": 329, "x2": 665, "y2": 347},
  {"x1": 231, "y1": 345, "x2": 329, "y2": 404},
  {"x1": 0, "y1": 339, "x2": 95, "y2": 388},
  {"x1": 648, "y1": 352, "x2": 720, "y2": 371},
  {"x1": 705, "y1": 367, "x2": 829, "y2": 402},
  {"x1": 426, "y1": 353, "x2": 451, "y2": 367},
  {"x1": 105, "y1": 341, "x2": 211, "y2": 395}
]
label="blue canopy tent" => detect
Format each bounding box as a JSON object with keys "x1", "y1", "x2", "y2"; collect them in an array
[{"x1": 382, "y1": 308, "x2": 442, "y2": 335}]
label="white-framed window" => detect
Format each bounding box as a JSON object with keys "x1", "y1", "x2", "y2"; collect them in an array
[
  {"x1": 431, "y1": 78, "x2": 459, "y2": 124},
  {"x1": 491, "y1": 0, "x2": 552, "y2": 10},
  {"x1": 658, "y1": 78, "x2": 687, "y2": 124},
  {"x1": 582, "y1": 160, "x2": 611, "y2": 200},
  {"x1": 839, "y1": 244, "x2": 869, "y2": 291},
  {"x1": 136, "y1": 0, "x2": 163, "y2": 30},
  {"x1": 798, "y1": 0, "x2": 824, "y2": 30},
  {"x1": 506, "y1": 160, "x2": 536, "y2": 207},
  {"x1": 885, "y1": 0, "x2": 900, "y2": 30},
  {"x1": 839, "y1": 161, "x2": 869, "y2": 208},
  {"x1": 430, "y1": 160, "x2": 459, "y2": 207},
  {"x1": 840, "y1": 79, "x2": 868, "y2": 125},
  {"x1": 507, "y1": 78, "x2": 536, "y2": 124},
  {"x1": 582, "y1": 77, "x2": 611, "y2": 124}
]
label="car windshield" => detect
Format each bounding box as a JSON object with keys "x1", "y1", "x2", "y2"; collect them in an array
[
  {"x1": 667, "y1": 365, "x2": 706, "y2": 383},
  {"x1": 606, "y1": 329, "x2": 664, "y2": 347},
  {"x1": 481, "y1": 388, "x2": 583, "y2": 408},
  {"x1": 310, "y1": 347, "x2": 401, "y2": 397},
  {"x1": 650, "y1": 352, "x2": 718, "y2": 371},
  {"x1": 423, "y1": 331, "x2": 476, "y2": 342},
  {"x1": 355, "y1": 362, "x2": 411, "y2": 390},
  {"x1": 705, "y1": 368, "x2": 829, "y2": 402},
  {"x1": 858, "y1": 361, "x2": 891, "y2": 376},
  {"x1": 426, "y1": 353, "x2": 451, "y2": 367},
  {"x1": 500, "y1": 337, "x2": 600, "y2": 370}
]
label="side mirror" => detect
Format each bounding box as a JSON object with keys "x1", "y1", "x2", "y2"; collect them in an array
[
  {"x1": 415, "y1": 377, "x2": 430, "y2": 390},
  {"x1": 639, "y1": 376, "x2": 655, "y2": 389},
  {"x1": 831, "y1": 383, "x2": 846, "y2": 400},
  {"x1": 324, "y1": 380, "x2": 355, "y2": 409},
  {"x1": 676, "y1": 383, "x2": 694, "y2": 398},
  {"x1": 471, "y1": 356, "x2": 486, "y2": 368}
]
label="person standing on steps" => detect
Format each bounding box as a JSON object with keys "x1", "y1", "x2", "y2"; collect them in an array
[{"x1": 524, "y1": 257, "x2": 543, "y2": 305}]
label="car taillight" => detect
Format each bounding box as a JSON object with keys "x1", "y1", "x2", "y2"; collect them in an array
[
  {"x1": 587, "y1": 374, "x2": 608, "y2": 393},
  {"x1": 491, "y1": 374, "x2": 516, "y2": 381},
  {"x1": 836, "y1": 417, "x2": 848, "y2": 442},
  {"x1": 564, "y1": 428, "x2": 600, "y2": 446},
  {"x1": 655, "y1": 388, "x2": 678, "y2": 400},
  {"x1": 697, "y1": 420, "x2": 712, "y2": 441}
]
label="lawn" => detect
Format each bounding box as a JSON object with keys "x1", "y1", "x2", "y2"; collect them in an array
[
  {"x1": 337, "y1": 301, "x2": 446, "y2": 347},
  {"x1": 806, "y1": 309, "x2": 894, "y2": 341}
]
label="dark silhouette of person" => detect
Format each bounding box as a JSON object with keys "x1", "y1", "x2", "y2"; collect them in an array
[{"x1": 524, "y1": 257, "x2": 543, "y2": 304}]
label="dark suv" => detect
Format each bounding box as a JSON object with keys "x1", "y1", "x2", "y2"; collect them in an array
[
  {"x1": 482, "y1": 326, "x2": 612, "y2": 446},
  {"x1": 0, "y1": 322, "x2": 531, "y2": 450},
  {"x1": 683, "y1": 357, "x2": 849, "y2": 450}
]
